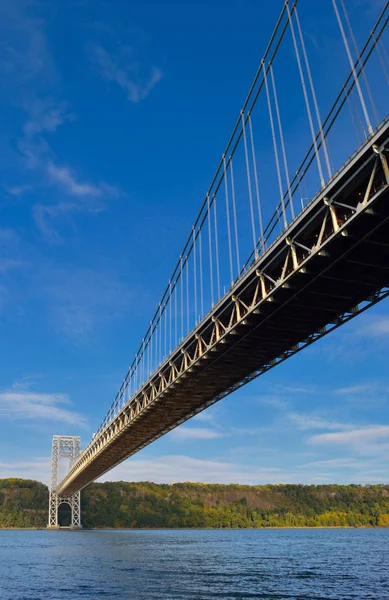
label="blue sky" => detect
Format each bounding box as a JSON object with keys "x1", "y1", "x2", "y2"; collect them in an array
[{"x1": 0, "y1": 0, "x2": 389, "y2": 487}]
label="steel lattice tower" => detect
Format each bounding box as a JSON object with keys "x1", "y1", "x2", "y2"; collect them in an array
[{"x1": 48, "y1": 435, "x2": 82, "y2": 529}]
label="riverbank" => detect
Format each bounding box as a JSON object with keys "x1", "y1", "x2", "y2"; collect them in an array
[{"x1": 1, "y1": 478, "x2": 389, "y2": 529}]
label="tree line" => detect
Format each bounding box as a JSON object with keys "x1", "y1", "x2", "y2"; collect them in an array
[{"x1": 1, "y1": 479, "x2": 389, "y2": 528}]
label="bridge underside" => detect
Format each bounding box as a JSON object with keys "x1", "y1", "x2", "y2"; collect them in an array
[{"x1": 58, "y1": 120, "x2": 389, "y2": 496}]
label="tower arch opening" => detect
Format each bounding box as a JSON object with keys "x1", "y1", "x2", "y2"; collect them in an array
[{"x1": 58, "y1": 502, "x2": 72, "y2": 527}]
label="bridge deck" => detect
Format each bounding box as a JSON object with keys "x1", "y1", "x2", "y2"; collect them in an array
[{"x1": 58, "y1": 119, "x2": 389, "y2": 496}]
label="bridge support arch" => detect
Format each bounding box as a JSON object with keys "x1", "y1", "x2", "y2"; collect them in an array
[{"x1": 47, "y1": 435, "x2": 82, "y2": 529}]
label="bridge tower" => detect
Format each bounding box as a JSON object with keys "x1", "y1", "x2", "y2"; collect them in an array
[{"x1": 47, "y1": 435, "x2": 82, "y2": 529}]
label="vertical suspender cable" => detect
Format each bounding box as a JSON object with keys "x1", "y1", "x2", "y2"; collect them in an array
[
  {"x1": 150, "y1": 322, "x2": 154, "y2": 374},
  {"x1": 339, "y1": 0, "x2": 379, "y2": 126},
  {"x1": 347, "y1": 94, "x2": 361, "y2": 143},
  {"x1": 174, "y1": 281, "x2": 178, "y2": 349},
  {"x1": 230, "y1": 159, "x2": 241, "y2": 271},
  {"x1": 199, "y1": 229, "x2": 204, "y2": 318},
  {"x1": 375, "y1": 34, "x2": 389, "y2": 84},
  {"x1": 241, "y1": 110, "x2": 258, "y2": 256},
  {"x1": 207, "y1": 193, "x2": 214, "y2": 306},
  {"x1": 135, "y1": 353, "x2": 138, "y2": 393},
  {"x1": 263, "y1": 59, "x2": 288, "y2": 229},
  {"x1": 248, "y1": 117, "x2": 265, "y2": 250},
  {"x1": 193, "y1": 228, "x2": 198, "y2": 324},
  {"x1": 294, "y1": 7, "x2": 332, "y2": 181},
  {"x1": 159, "y1": 303, "x2": 162, "y2": 365},
  {"x1": 186, "y1": 257, "x2": 190, "y2": 334},
  {"x1": 223, "y1": 155, "x2": 234, "y2": 284},
  {"x1": 142, "y1": 339, "x2": 145, "y2": 384},
  {"x1": 213, "y1": 194, "x2": 221, "y2": 300},
  {"x1": 147, "y1": 335, "x2": 150, "y2": 380},
  {"x1": 164, "y1": 305, "x2": 167, "y2": 359},
  {"x1": 169, "y1": 280, "x2": 172, "y2": 353},
  {"x1": 180, "y1": 256, "x2": 184, "y2": 340},
  {"x1": 269, "y1": 64, "x2": 295, "y2": 220},
  {"x1": 378, "y1": 33, "x2": 389, "y2": 76},
  {"x1": 287, "y1": 4, "x2": 325, "y2": 187},
  {"x1": 332, "y1": 0, "x2": 373, "y2": 134}
]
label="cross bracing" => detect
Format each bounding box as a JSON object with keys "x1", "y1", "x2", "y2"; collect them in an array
[{"x1": 54, "y1": 0, "x2": 389, "y2": 498}]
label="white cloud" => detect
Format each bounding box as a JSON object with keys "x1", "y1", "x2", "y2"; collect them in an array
[
  {"x1": 169, "y1": 427, "x2": 224, "y2": 441},
  {"x1": 33, "y1": 167, "x2": 119, "y2": 242},
  {"x1": 191, "y1": 409, "x2": 218, "y2": 423},
  {"x1": 255, "y1": 394, "x2": 288, "y2": 409},
  {"x1": 309, "y1": 425, "x2": 389, "y2": 445},
  {"x1": 5, "y1": 184, "x2": 33, "y2": 196},
  {"x1": 0, "y1": 458, "x2": 50, "y2": 485},
  {"x1": 356, "y1": 316, "x2": 389, "y2": 338},
  {"x1": 288, "y1": 412, "x2": 352, "y2": 431},
  {"x1": 19, "y1": 100, "x2": 72, "y2": 169},
  {"x1": 92, "y1": 42, "x2": 162, "y2": 103},
  {"x1": 334, "y1": 384, "x2": 373, "y2": 396},
  {"x1": 33, "y1": 203, "x2": 79, "y2": 244},
  {"x1": 297, "y1": 457, "x2": 366, "y2": 469},
  {"x1": 47, "y1": 162, "x2": 117, "y2": 198},
  {"x1": 0, "y1": 389, "x2": 87, "y2": 426}
]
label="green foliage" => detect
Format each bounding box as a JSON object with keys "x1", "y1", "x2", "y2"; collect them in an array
[
  {"x1": 1, "y1": 478, "x2": 389, "y2": 529},
  {"x1": 0, "y1": 479, "x2": 48, "y2": 528},
  {"x1": 80, "y1": 481, "x2": 389, "y2": 529}
]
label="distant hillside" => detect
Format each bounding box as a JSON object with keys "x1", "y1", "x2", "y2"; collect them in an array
[
  {"x1": 1, "y1": 479, "x2": 389, "y2": 528},
  {"x1": 0, "y1": 479, "x2": 48, "y2": 527}
]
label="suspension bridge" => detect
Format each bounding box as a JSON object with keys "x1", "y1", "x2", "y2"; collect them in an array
[{"x1": 48, "y1": 0, "x2": 389, "y2": 528}]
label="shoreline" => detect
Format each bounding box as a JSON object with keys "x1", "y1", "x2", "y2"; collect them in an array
[{"x1": 0, "y1": 525, "x2": 388, "y2": 531}]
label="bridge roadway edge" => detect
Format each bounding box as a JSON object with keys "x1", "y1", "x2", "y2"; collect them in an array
[{"x1": 58, "y1": 118, "x2": 389, "y2": 496}]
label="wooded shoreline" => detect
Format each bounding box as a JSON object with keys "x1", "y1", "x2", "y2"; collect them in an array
[{"x1": 1, "y1": 478, "x2": 388, "y2": 529}]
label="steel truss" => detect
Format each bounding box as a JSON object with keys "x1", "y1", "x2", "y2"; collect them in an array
[
  {"x1": 58, "y1": 119, "x2": 389, "y2": 496},
  {"x1": 48, "y1": 435, "x2": 82, "y2": 528}
]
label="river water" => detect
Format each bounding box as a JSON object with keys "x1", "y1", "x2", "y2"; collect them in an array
[{"x1": 0, "y1": 529, "x2": 388, "y2": 599}]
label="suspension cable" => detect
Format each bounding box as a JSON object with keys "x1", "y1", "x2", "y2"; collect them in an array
[
  {"x1": 269, "y1": 63, "x2": 295, "y2": 220},
  {"x1": 223, "y1": 155, "x2": 234, "y2": 284},
  {"x1": 339, "y1": 0, "x2": 379, "y2": 126},
  {"x1": 263, "y1": 59, "x2": 288, "y2": 228},
  {"x1": 287, "y1": 2, "x2": 325, "y2": 187},
  {"x1": 241, "y1": 110, "x2": 258, "y2": 255},
  {"x1": 294, "y1": 6, "x2": 332, "y2": 181},
  {"x1": 332, "y1": 0, "x2": 373, "y2": 134},
  {"x1": 248, "y1": 116, "x2": 265, "y2": 249}
]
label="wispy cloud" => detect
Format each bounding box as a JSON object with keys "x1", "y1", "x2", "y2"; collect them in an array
[
  {"x1": 47, "y1": 162, "x2": 118, "y2": 198},
  {"x1": 33, "y1": 163, "x2": 120, "y2": 242},
  {"x1": 309, "y1": 425, "x2": 389, "y2": 445},
  {"x1": 0, "y1": 388, "x2": 87, "y2": 426},
  {"x1": 91, "y1": 41, "x2": 162, "y2": 103},
  {"x1": 357, "y1": 316, "x2": 389, "y2": 338},
  {"x1": 0, "y1": 0, "x2": 55, "y2": 88},
  {"x1": 0, "y1": 457, "x2": 50, "y2": 485},
  {"x1": 255, "y1": 394, "x2": 289, "y2": 410},
  {"x1": 334, "y1": 384, "x2": 374, "y2": 396},
  {"x1": 170, "y1": 427, "x2": 224, "y2": 441},
  {"x1": 18, "y1": 99, "x2": 73, "y2": 170},
  {"x1": 5, "y1": 184, "x2": 33, "y2": 196},
  {"x1": 288, "y1": 412, "x2": 352, "y2": 431},
  {"x1": 33, "y1": 203, "x2": 79, "y2": 244}
]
